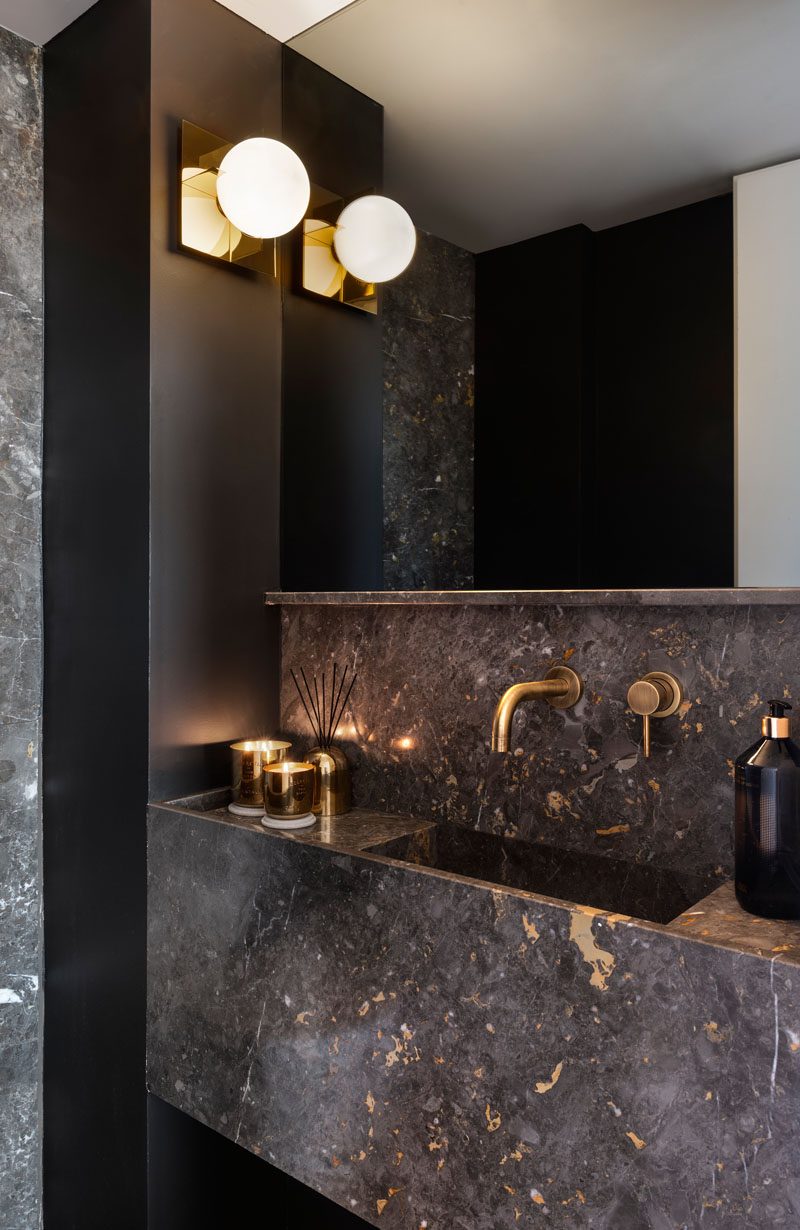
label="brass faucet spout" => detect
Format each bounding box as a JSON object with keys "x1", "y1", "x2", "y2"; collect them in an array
[{"x1": 491, "y1": 666, "x2": 583, "y2": 753}]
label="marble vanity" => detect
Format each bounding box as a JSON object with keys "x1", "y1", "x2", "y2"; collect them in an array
[{"x1": 147, "y1": 789, "x2": 800, "y2": 1230}]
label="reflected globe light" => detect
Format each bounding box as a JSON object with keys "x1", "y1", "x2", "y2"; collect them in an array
[
  {"x1": 333, "y1": 195, "x2": 416, "y2": 283},
  {"x1": 216, "y1": 137, "x2": 310, "y2": 239}
]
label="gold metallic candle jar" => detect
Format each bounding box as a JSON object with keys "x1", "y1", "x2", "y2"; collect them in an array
[
  {"x1": 229, "y1": 739, "x2": 292, "y2": 814},
  {"x1": 262, "y1": 761, "x2": 317, "y2": 830}
]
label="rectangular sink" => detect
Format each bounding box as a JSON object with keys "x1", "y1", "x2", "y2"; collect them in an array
[{"x1": 372, "y1": 824, "x2": 717, "y2": 925}]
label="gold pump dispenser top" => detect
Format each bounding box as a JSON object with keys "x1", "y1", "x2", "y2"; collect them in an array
[{"x1": 762, "y1": 699, "x2": 792, "y2": 739}]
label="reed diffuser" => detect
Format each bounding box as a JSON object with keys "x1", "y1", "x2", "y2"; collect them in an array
[{"x1": 291, "y1": 663, "x2": 356, "y2": 816}]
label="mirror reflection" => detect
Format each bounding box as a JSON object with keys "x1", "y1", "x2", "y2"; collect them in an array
[{"x1": 290, "y1": 0, "x2": 800, "y2": 590}]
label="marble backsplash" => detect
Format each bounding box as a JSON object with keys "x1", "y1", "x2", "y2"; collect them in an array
[
  {"x1": 382, "y1": 230, "x2": 474, "y2": 590},
  {"x1": 281, "y1": 600, "x2": 800, "y2": 882},
  {"x1": 0, "y1": 27, "x2": 43, "y2": 1230}
]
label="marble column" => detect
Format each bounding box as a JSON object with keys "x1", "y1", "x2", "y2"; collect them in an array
[{"x1": 0, "y1": 26, "x2": 43, "y2": 1230}]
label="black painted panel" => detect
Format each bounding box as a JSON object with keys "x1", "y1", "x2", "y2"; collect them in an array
[
  {"x1": 148, "y1": 0, "x2": 284, "y2": 799},
  {"x1": 148, "y1": 1096, "x2": 370, "y2": 1229},
  {"x1": 592, "y1": 194, "x2": 734, "y2": 587},
  {"x1": 43, "y1": 0, "x2": 151, "y2": 1224},
  {"x1": 281, "y1": 48, "x2": 384, "y2": 591},
  {"x1": 475, "y1": 225, "x2": 594, "y2": 588},
  {"x1": 474, "y1": 197, "x2": 733, "y2": 588}
]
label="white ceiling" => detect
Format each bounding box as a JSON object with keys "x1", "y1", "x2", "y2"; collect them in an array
[
  {"x1": 0, "y1": 0, "x2": 358, "y2": 46},
  {"x1": 0, "y1": 0, "x2": 97, "y2": 43},
  {"x1": 215, "y1": 0, "x2": 360, "y2": 44},
  {"x1": 292, "y1": 0, "x2": 800, "y2": 252}
]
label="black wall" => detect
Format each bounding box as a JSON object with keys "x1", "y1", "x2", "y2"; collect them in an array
[
  {"x1": 43, "y1": 0, "x2": 151, "y2": 1223},
  {"x1": 281, "y1": 48, "x2": 384, "y2": 591},
  {"x1": 474, "y1": 195, "x2": 733, "y2": 588},
  {"x1": 44, "y1": 0, "x2": 287, "y2": 1221},
  {"x1": 475, "y1": 225, "x2": 594, "y2": 588},
  {"x1": 148, "y1": 0, "x2": 283, "y2": 799},
  {"x1": 592, "y1": 194, "x2": 733, "y2": 587},
  {"x1": 148, "y1": 1097, "x2": 369, "y2": 1229}
]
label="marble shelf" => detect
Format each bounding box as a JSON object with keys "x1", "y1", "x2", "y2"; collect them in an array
[{"x1": 264, "y1": 587, "x2": 800, "y2": 607}]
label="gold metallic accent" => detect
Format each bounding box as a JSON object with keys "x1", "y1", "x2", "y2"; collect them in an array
[
  {"x1": 230, "y1": 738, "x2": 292, "y2": 808},
  {"x1": 762, "y1": 715, "x2": 791, "y2": 738},
  {"x1": 179, "y1": 120, "x2": 277, "y2": 275},
  {"x1": 627, "y1": 671, "x2": 683, "y2": 759},
  {"x1": 300, "y1": 187, "x2": 377, "y2": 315},
  {"x1": 263, "y1": 760, "x2": 317, "y2": 818},
  {"x1": 491, "y1": 665, "x2": 584, "y2": 753},
  {"x1": 305, "y1": 744, "x2": 352, "y2": 816}
]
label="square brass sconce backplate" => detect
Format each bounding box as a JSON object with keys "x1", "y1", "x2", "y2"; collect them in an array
[
  {"x1": 179, "y1": 120, "x2": 276, "y2": 276},
  {"x1": 300, "y1": 185, "x2": 377, "y2": 315}
]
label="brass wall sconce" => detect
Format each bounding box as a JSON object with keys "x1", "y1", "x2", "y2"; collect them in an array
[
  {"x1": 179, "y1": 119, "x2": 416, "y2": 302},
  {"x1": 179, "y1": 121, "x2": 277, "y2": 275}
]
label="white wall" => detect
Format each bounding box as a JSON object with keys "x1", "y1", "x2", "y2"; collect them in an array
[{"x1": 736, "y1": 158, "x2": 800, "y2": 586}]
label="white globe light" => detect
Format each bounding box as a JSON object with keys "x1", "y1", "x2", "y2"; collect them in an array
[
  {"x1": 216, "y1": 137, "x2": 310, "y2": 239},
  {"x1": 333, "y1": 195, "x2": 416, "y2": 283}
]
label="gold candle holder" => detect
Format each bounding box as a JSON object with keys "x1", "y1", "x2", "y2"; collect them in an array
[
  {"x1": 262, "y1": 761, "x2": 317, "y2": 830},
  {"x1": 229, "y1": 739, "x2": 292, "y2": 815}
]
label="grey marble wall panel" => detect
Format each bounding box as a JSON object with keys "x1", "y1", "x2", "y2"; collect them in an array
[
  {"x1": 383, "y1": 230, "x2": 475, "y2": 590},
  {"x1": 148, "y1": 805, "x2": 800, "y2": 1230},
  {"x1": 281, "y1": 602, "x2": 800, "y2": 881},
  {"x1": 0, "y1": 27, "x2": 42, "y2": 1229}
]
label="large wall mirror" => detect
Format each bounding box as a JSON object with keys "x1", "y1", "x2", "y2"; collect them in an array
[{"x1": 288, "y1": 0, "x2": 800, "y2": 591}]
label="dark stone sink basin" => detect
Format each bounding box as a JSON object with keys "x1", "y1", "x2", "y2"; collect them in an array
[{"x1": 374, "y1": 824, "x2": 717, "y2": 925}]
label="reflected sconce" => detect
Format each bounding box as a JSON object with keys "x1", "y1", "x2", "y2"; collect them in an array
[
  {"x1": 301, "y1": 191, "x2": 416, "y2": 315},
  {"x1": 178, "y1": 120, "x2": 309, "y2": 275}
]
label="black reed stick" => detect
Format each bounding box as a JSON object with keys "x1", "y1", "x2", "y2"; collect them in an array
[
  {"x1": 300, "y1": 667, "x2": 323, "y2": 744},
  {"x1": 291, "y1": 668, "x2": 318, "y2": 739},
  {"x1": 292, "y1": 662, "x2": 357, "y2": 748},
  {"x1": 326, "y1": 662, "x2": 337, "y2": 746},
  {"x1": 330, "y1": 673, "x2": 357, "y2": 743},
  {"x1": 328, "y1": 664, "x2": 348, "y2": 746}
]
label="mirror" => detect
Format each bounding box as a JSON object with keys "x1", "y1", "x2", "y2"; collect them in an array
[{"x1": 290, "y1": 0, "x2": 800, "y2": 590}]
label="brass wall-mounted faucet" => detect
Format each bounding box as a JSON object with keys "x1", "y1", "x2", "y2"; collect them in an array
[
  {"x1": 491, "y1": 666, "x2": 584, "y2": 753},
  {"x1": 627, "y1": 671, "x2": 683, "y2": 757}
]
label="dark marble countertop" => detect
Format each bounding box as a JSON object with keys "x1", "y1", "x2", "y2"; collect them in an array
[
  {"x1": 156, "y1": 792, "x2": 800, "y2": 968},
  {"x1": 160, "y1": 788, "x2": 435, "y2": 853},
  {"x1": 670, "y1": 881, "x2": 800, "y2": 963},
  {"x1": 264, "y1": 587, "x2": 800, "y2": 607}
]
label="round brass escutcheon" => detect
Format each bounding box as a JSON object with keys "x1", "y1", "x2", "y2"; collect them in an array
[{"x1": 545, "y1": 665, "x2": 584, "y2": 710}]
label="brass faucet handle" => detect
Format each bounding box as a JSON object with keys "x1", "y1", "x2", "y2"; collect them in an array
[
  {"x1": 627, "y1": 671, "x2": 682, "y2": 759},
  {"x1": 627, "y1": 679, "x2": 662, "y2": 717}
]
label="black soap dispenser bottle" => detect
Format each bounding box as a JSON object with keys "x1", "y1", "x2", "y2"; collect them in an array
[{"x1": 735, "y1": 700, "x2": 800, "y2": 919}]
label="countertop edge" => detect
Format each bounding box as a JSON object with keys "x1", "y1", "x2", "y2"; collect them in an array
[
  {"x1": 264, "y1": 588, "x2": 800, "y2": 608},
  {"x1": 149, "y1": 799, "x2": 800, "y2": 970}
]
